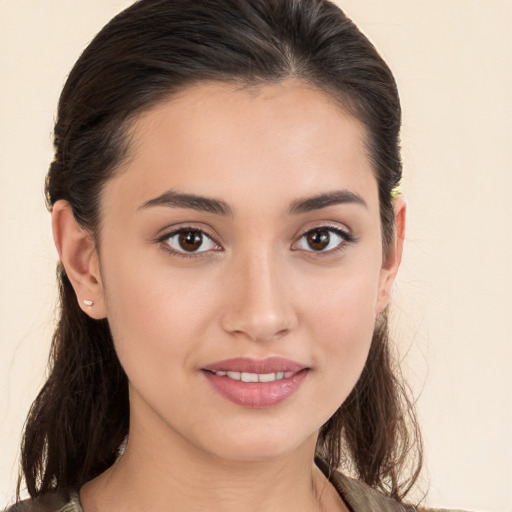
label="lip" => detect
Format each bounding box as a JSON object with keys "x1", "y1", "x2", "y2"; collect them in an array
[
  {"x1": 203, "y1": 357, "x2": 307, "y2": 374},
  {"x1": 201, "y1": 357, "x2": 310, "y2": 408}
]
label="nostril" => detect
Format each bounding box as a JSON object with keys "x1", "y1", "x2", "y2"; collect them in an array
[{"x1": 219, "y1": 278, "x2": 298, "y2": 342}]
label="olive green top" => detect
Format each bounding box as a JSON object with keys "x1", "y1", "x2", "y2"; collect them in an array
[{"x1": 5, "y1": 462, "x2": 470, "y2": 512}]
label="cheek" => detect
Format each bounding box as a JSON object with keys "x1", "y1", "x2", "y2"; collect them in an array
[
  {"x1": 100, "y1": 253, "x2": 214, "y2": 383},
  {"x1": 302, "y1": 267, "x2": 379, "y2": 388}
]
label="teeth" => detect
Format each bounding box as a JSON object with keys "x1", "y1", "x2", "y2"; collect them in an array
[
  {"x1": 241, "y1": 372, "x2": 258, "y2": 382},
  {"x1": 258, "y1": 373, "x2": 276, "y2": 382},
  {"x1": 212, "y1": 370, "x2": 296, "y2": 382}
]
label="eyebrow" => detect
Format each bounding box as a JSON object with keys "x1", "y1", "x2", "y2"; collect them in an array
[
  {"x1": 288, "y1": 190, "x2": 367, "y2": 214},
  {"x1": 139, "y1": 189, "x2": 366, "y2": 216},
  {"x1": 139, "y1": 190, "x2": 234, "y2": 216}
]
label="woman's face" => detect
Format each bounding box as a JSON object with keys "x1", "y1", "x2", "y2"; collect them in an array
[{"x1": 94, "y1": 80, "x2": 402, "y2": 461}]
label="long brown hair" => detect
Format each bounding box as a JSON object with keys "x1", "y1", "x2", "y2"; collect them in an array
[{"x1": 19, "y1": 0, "x2": 422, "y2": 502}]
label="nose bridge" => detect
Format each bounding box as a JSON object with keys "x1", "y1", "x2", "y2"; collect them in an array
[{"x1": 221, "y1": 245, "x2": 297, "y2": 342}]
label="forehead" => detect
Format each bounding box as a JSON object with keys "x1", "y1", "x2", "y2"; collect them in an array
[{"x1": 105, "y1": 79, "x2": 378, "y2": 216}]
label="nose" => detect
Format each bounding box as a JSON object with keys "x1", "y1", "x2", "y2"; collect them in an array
[{"x1": 220, "y1": 250, "x2": 298, "y2": 343}]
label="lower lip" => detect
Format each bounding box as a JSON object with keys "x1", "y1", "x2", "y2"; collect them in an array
[{"x1": 202, "y1": 369, "x2": 309, "y2": 408}]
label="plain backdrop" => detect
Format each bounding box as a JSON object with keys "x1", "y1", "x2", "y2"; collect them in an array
[{"x1": 1, "y1": 1, "x2": 511, "y2": 511}]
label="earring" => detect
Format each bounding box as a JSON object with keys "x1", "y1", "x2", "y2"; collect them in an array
[{"x1": 84, "y1": 299, "x2": 94, "y2": 307}]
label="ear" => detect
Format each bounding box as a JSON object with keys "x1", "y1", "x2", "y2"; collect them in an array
[
  {"x1": 52, "y1": 200, "x2": 107, "y2": 319},
  {"x1": 375, "y1": 195, "x2": 406, "y2": 314}
]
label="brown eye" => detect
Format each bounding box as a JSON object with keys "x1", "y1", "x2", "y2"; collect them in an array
[
  {"x1": 178, "y1": 230, "x2": 204, "y2": 252},
  {"x1": 163, "y1": 228, "x2": 219, "y2": 255},
  {"x1": 306, "y1": 229, "x2": 330, "y2": 251},
  {"x1": 294, "y1": 226, "x2": 352, "y2": 254}
]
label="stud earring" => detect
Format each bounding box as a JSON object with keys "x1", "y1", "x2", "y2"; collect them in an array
[{"x1": 84, "y1": 299, "x2": 94, "y2": 307}]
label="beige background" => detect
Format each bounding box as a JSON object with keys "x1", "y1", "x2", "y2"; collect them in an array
[{"x1": 1, "y1": 1, "x2": 511, "y2": 510}]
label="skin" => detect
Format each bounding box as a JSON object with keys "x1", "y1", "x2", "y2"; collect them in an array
[{"x1": 52, "y1": 79, "x2": 406, "y2": 512}]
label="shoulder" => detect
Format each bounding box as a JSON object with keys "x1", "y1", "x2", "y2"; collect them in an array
[
  {"x1": 4, "y1": 492, "x2": 82, "y2": 512},
  {"x1": 329, "y1": 470, "x2": 471, "y2": 512},
  {"x1": 329, "y1": 471, "x2": 411, "y2": 512}
]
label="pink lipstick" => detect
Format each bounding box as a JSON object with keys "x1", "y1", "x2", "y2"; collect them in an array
[{"x1": 202, "y1": 357, "x2": 309, "y2": 408}]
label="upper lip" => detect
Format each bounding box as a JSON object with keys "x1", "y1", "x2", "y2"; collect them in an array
[{"x1": 202, "y1": 357, "x2": 308, "y2": 374}]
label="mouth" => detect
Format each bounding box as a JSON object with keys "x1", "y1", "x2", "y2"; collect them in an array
[
  {"x1": 201, "y1": 357, "x2": 310, "y2": 408},
  {"x1": 204, "y1": 369, "x2": 297, "y2": 382}
]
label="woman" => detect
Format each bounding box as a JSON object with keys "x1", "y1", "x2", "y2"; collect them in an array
[{"x1": 5, "y1": 1, "x2": 466, "y2": 511}]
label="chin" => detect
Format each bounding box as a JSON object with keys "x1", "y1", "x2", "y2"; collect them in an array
[{"x1": 190, "y1": 419, "x2": 319, "y2": 464}]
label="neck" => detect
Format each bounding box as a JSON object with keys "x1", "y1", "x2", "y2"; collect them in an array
[{"x1": 79, "y1": 402, "x2": 345, "y2": 512}]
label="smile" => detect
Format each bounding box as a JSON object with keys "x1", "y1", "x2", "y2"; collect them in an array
[
  {"x1": 202, "y1": 357, "x2": 310, "y2": 408},
  {"x1": 207, "y1": 370, "x2": 296, "y2": 382}
]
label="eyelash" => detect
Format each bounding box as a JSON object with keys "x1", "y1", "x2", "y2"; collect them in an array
[
  {"x1": 157, "y1": 225, "x2": 222, "y2": 260},
  {"x1": 157, "y1": 224, "x2": 355, "y2": 259},
  {"x1": 293, "y1": 224, "x2": 356, "y2": 258}
]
